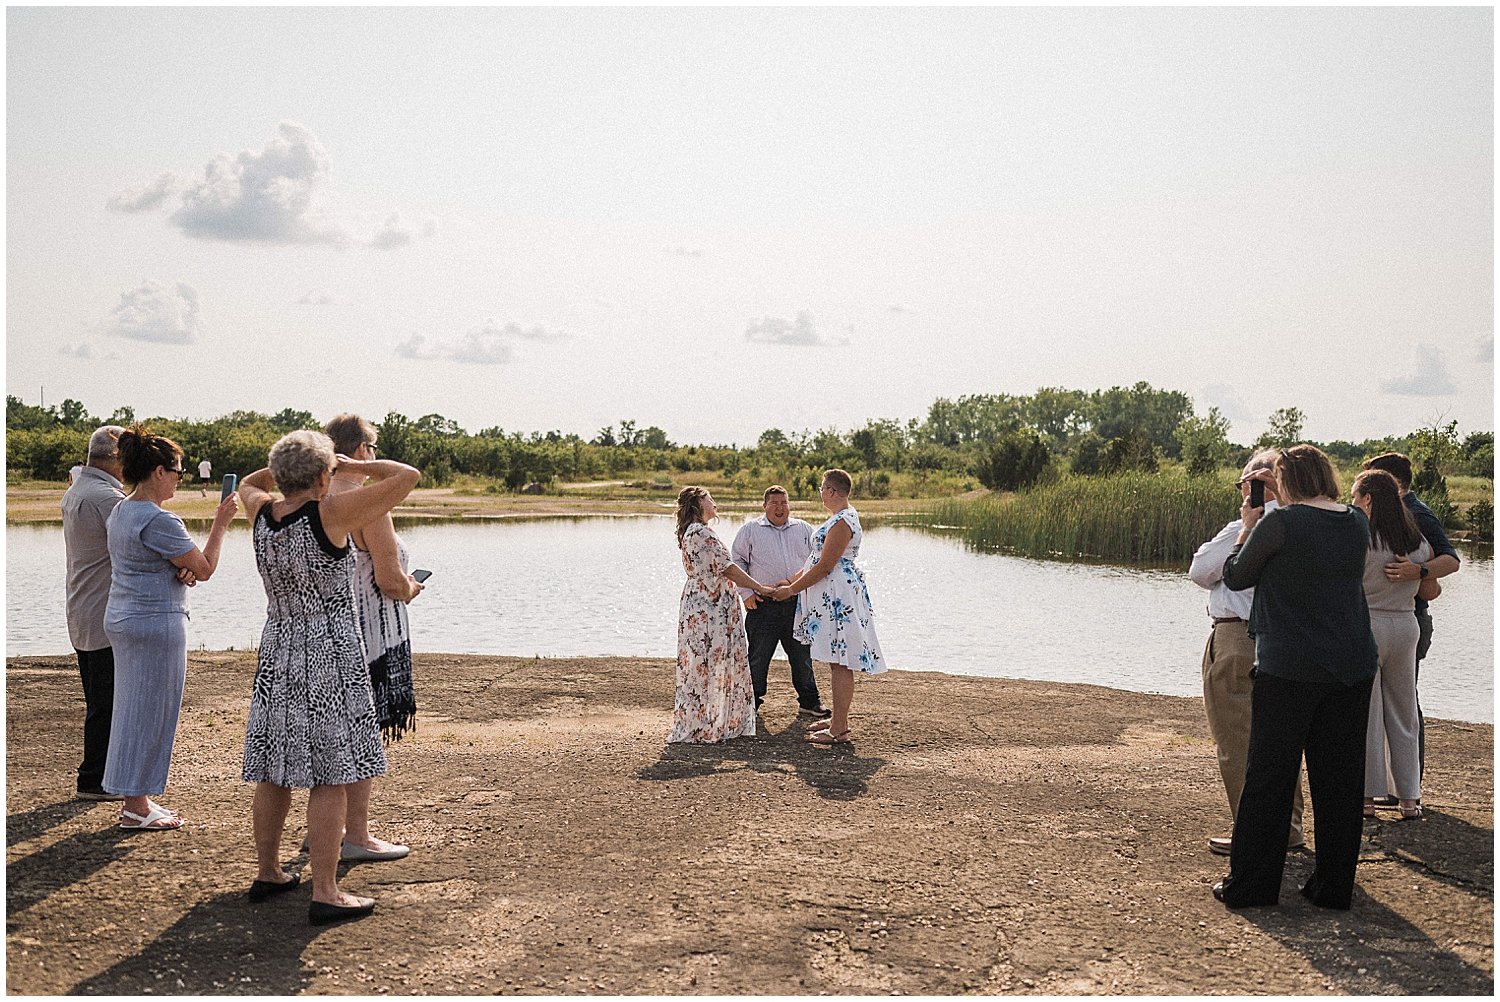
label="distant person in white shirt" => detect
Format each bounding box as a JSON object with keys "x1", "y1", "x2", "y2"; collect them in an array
[
  {"x1": 1189, "y1": 450, "x2": 1305, "y2": 857},
  {"x1": 198, "y1": 458, "x2": 212, "y2": 496},
  {"x1": 730, "y1": 486, "x2": 829, "y2": 719}
]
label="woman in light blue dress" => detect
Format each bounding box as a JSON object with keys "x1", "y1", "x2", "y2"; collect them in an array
[
  {"x1": 773, "y1": 468, "x2": 886, "y2": 744},
  {"x1": 103, "y1": 426, "x2": 237, "y2": 830}
]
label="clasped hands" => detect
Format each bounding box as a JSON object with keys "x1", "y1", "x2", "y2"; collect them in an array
[{"x1": 744, "y1": 579, "x2": 800, "y2": 608}]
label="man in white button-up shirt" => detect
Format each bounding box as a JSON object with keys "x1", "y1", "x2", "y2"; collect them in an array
[
  {"x1": 1189, "y1": 450, "x2": 1306, "y2": 857},
  {"x1": 730, "y1": 486, "x2": 829, "y2": 719}
]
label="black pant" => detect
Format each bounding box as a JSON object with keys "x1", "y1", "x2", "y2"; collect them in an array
[
  {"x1": 1224, "y1": 669, "x2": 1372, "y2": 909},
  {"x1": 74, "y1": 646, "x2": 116, "y2": 792},
  {"x1": 1415, "y1": 606, "x2": 1433, "y2": 780},
  {"x1": 745, "y1": 600, "x2": 821, "y2": 710}
]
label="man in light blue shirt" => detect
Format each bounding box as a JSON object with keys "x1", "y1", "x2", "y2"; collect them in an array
[{"x1": 731, "y1": 486, "x2": 829, "y2": 719}]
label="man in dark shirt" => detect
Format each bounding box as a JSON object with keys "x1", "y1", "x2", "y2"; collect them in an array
[{"x1": 1362, "y1": 453, "x2": 1461, "y2": 784}]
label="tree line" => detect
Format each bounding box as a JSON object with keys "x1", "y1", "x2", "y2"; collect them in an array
[{"x1": 8, "y1": 384, "x2": 1492, "y2": 515}]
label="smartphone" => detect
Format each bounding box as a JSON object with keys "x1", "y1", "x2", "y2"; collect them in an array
[
  {"x1": 220, "y1": 473, "x2": 238, "y2": 500},
  {"x1": 411, "y1": 569, "x2": 433, "y2": 583},
  {"x1": 1248, "y1": 479, "x2": 1265, "y2": 509}
]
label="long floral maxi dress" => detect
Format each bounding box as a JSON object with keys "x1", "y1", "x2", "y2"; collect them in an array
[
  {"x1": 793, "y1": 508, "x2": 887, "y2": 674},
  {"x1": 669, "y1": 522, "x2": 756, "y2": 743}
]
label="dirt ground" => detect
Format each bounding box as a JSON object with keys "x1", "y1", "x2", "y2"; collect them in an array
[{"x1": 5, "y1": 653, "x2": 1493, "y2": 996}]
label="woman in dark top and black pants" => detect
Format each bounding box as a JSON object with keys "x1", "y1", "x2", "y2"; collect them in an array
[{"x1": 1216, "y1": 445, "x2": 1378, "y2": 910}]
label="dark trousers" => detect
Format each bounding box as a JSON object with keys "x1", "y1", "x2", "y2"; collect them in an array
[
  {"x1": 1415, "y1": 607, "x2": 1433, "y2": 780},
  {"x1": 74, "y1": 646, "x2": 116, "y2": 791},
  {"x1": 1225, "y1": 669, "x2": 1373, "y2": 909},
  {"x1": 745, "y1": 600, "x2": 821, "y2": 710}
]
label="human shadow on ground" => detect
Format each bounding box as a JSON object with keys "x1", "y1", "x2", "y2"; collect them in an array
[
  {"x1": 69, "y1": 884, "x2": 325, "y2": 995},
  {"x1": 1227, "y1": 824, "x2": 1493, "y2": 994},
  {"x1": 637, "y1": 719, "x2": 887, "y2": 801},
  {"x1": 1363, "y1": 807, "x2": 1494, "y2": 899},
  {"x1": 6, "y1": 798, "x2": 97, "y2": 848},
  {"x1": 6, "y1": 823, "x2": 135, "y2": 918}
]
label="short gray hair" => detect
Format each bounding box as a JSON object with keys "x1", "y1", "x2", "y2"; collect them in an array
[
  {"x1": 87, "y1": 425, "x2": 124, "y2": 465},
  {"x1": 269, "y1": 430, "x2": 335, "y2": 494},
  {"x1": 1241, "y1": 449, "x2": 1280, "y2": 480}
]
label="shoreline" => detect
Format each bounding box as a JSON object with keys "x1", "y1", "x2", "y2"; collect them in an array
[
  {"x1": 4, "y1": 483, "x2": 945, "y2": 525},
  {"x1": 5, "y1": 651, "x2": 1492, "y2": 994}
]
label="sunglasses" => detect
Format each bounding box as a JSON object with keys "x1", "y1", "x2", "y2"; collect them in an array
[{"x1": 163, "y1": 467, "x2": 187, "y2": 478}]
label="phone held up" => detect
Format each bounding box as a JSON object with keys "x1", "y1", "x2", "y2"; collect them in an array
[
  {"x1": 412, "y1": 569, "x2": 433, "y2": 583},
  {"x1": 1248, "y1": 478, "x2": 1265, "y2": 509},
  {"x1": 220, "y1": 473, "x2": 238, "y2": 501}
]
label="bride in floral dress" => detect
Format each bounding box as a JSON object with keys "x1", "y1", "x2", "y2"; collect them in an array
[
  {"x1": 773, "y1": 468, "x2": 886, "y2": 744},
  {"x1": 670, "y1": 487, "x2": 774, "y2": 743}
]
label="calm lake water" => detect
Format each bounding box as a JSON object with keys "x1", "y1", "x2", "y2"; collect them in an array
[{"x1": 7, "y1": 516, "x2": 1493, "y2": 723}]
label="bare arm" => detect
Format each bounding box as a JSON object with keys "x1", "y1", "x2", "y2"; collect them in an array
[
  {"x1": 774, "y1": 518, "x2": 852, "y2": 599},
  {"x1": 168, "y1": 494, "x2": 239, "y2": 581},
  {"x1": 361, "y1": 512, "x2": 423, "y2": 602},
  {"x1": 238, "y1": 468, "x2": 277, "y2": 524},
  {"x1": 319, "y1": 458, "x2": 421, "y2": 541}
]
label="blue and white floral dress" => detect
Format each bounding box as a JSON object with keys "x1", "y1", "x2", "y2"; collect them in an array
[{"x1": 792, "y1": 508, "x2": 886, "y2": 674}]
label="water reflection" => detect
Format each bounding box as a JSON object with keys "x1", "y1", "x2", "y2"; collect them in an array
[{"x1": 7, "y1": 516, "x2": 1492, "y2": 723}]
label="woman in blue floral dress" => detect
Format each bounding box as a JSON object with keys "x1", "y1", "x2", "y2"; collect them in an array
[
  {"x1": 773, "y1": 468, "x2": 886, "y2": 744},
  {"x1": 670, "y1": 487, "x2": 775, "y2": 743}
]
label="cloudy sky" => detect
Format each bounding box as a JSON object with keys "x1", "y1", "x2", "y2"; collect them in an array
[{"x1": 7, "y1": 7, "x2": 1492, "y2": 447}]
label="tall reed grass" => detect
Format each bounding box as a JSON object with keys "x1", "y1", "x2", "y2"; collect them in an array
[{"x1": 917, "y1": 471, "x2": 1240, "y2": 565}]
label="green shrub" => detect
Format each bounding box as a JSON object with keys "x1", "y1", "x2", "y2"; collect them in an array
[{"x1": 1466, "y1": 499, "x2": 1493, "y2": 543}]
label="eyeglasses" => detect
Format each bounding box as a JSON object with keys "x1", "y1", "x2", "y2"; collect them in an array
[{"x1": 163, "y1": 467, "x2": 187, "y2": 478}]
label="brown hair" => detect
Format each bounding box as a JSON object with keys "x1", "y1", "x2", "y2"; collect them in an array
[
  {"x1": 762, "y1": 485, "x2": 788, "y2": 502},
  {"x1": 115, "y1": 424, "x2": 182, "y2": 485},
  {"x1": 324, "y1": 413, "x2": 375, "y2": 457},
  {"x1": 1362, "y1": 452, "x2": 1413, "y2": 491},
  {"x1": 1353, "y1": 469, "x2": 1424, "y2": 555},
  {"x1": 1274, "y1": 444, "x2": 1340, "y2": 503},
  {"x1": 823, "y1": 468, "x2": 853, "y2": 495},
  {"x1": 675, "y1": 486, "x2": 709, "y2": 547}
]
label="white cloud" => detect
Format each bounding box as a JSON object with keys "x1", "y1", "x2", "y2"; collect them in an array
[
  {"x1": 169, "y1": 122, "x2": 345, "y2": 245},
  {"x1": 745, "y1": 310, "x2": 848, "y2": 347},
  {"x1": 369, "y1": 214, "x2": 412, "y2": 250},
  {"x1": 296, "y1": 289, "x2": 336, "y2": 306},
  {"x1": 106, "y1": 281, "x2": 202, "y2": 344},
  {"x1": 1381, "y1": 345, "x2": 1457, "y2": 396},
  {"x1": 394, "y1": 333, "x2": 438, "y2": 360},
  {"x1": 1477, "y1": 336, "x2": 1493, "y2": 364},
  {"x1": 667, "y1": 245, "x2": 704, "y2": 258},
  {"x1": 450, "y1": 329, "x2": 516, "y2": 365},
  {"x1": 59, "y1": 342, "x2": 122, "y2": 360},
  {"x1": 889, "y1": 303, "x2": 910, "y2": 313},
  {"x1": 394, "y1": 320, "x2": 567, "y2": 365},
  {"x1": 107, "y1": 172, "x2": 178, "y2": 213},
  {"x1": 1200, "y1": 384, "x2": 1254, "y2": 424}
]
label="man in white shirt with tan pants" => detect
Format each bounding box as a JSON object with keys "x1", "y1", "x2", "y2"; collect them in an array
[{"x1": 1189, "y1": 450, "x2": 1306, "y2": 857}]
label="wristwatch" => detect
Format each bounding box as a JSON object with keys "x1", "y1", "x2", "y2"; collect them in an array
[{"x1": 1419, "y1": 563, "x2": 1430, "y2": 579}]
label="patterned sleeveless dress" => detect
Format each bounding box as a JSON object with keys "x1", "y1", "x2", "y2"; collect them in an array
[
  {"x1": 792, "y1": 507, "x2": 887, "y2": 674},
  {"x1": 241, "y1": 500, "x2": 387, "y2": 788},
  {"x1": 353, "y1": 533, "x2": 417, "y2": 741}
]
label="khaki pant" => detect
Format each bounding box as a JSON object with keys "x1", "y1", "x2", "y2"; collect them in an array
[{"x1": 1202, "y1": 621, "x2": 1305, "y2": 846}]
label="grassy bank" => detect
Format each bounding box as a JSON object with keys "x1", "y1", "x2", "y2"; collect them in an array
[{"x1": 916, "y1": 471, "x2": 1240, "y2": 564}]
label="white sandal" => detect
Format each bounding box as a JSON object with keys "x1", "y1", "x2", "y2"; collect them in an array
[{"x1": 120, "y1": 803, "x2": 184, "y2": 830}]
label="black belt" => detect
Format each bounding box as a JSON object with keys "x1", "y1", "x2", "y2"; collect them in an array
[{"x1": 1212, "y1": 616, "x2": 1246, "y2": 625}]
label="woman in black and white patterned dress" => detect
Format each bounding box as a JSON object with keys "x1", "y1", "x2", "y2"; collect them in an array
[
  {"x1": 238, "y1": 431, "x2": 420, "y2": 925},
  {"x1": 323, "y1": 412, "x2": 424, "y2": 863}
]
